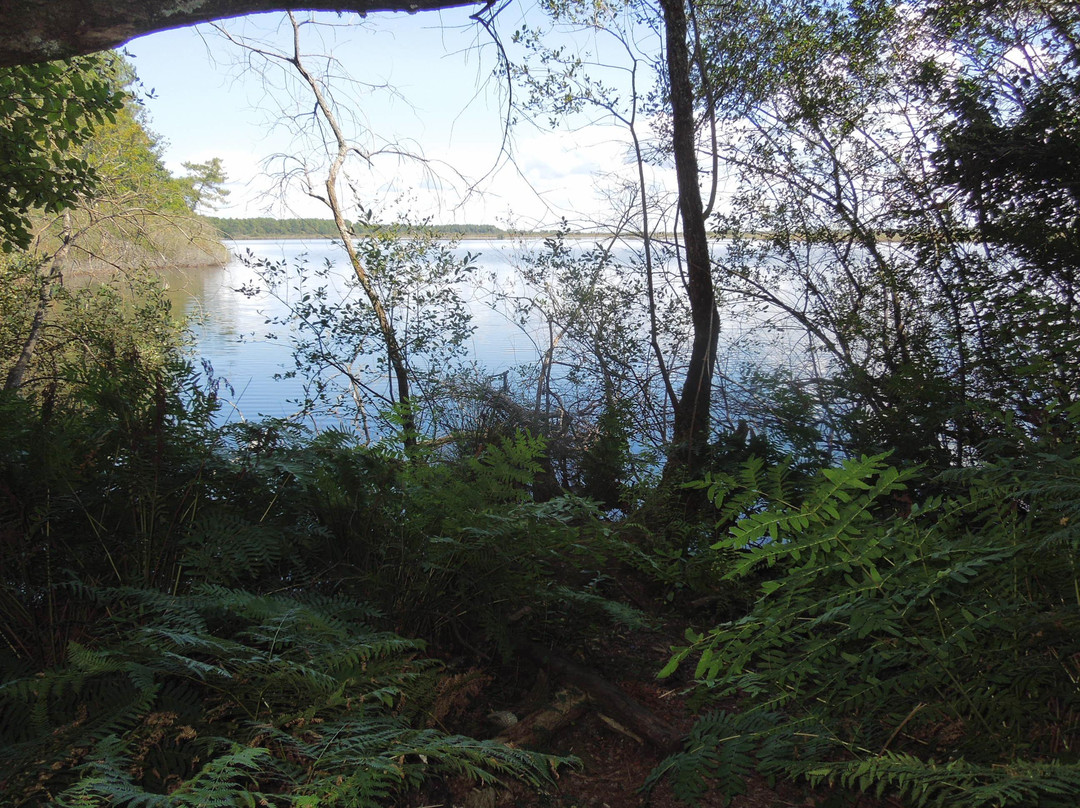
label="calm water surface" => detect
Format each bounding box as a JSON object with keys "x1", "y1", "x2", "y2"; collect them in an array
[
  {"x1": 159, "y1": 237, "x2": 799, "y2": 427},
  {"x1": 158, "y1": 238, "x2": 553, "y2": 423}
]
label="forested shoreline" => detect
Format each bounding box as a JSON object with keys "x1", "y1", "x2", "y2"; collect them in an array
[
  {"x1": 2, "y1": 1, "x2": 1079, "y2": 807},
  {"x1": 204, "y1": 216, "x2": 514, "y2": 240},
  {"x1": 0, "y1": 54, "x2": 229, "y2": 278}
]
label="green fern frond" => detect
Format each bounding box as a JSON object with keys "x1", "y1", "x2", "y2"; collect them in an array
[
  {"x1": 54, "y1": 736, "x2": 273, "y2": 808},
  {"x1": 179, "y1": 513, "x2": 289, "y2": 584},
  {"x1": 547, "y1": 585, "x2": 650, "y2": 629},
  {"x1": 643, "y1": 710, "x2": 808, "y2": 807},
  {"x1": 4, "y1": 585, "x2": 568, "y2": 807},
  {"x1": 796, "y1": 754, "x2": 1080, "y2": 808},
  {"x1": 475, "y1": 430, "x2": 546, "y2": 489},
  {"x1": 657, "y1": 440, "x2": 1080, "y2": 805}
]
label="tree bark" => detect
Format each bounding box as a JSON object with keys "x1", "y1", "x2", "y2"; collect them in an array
[
  {"x1": 279, "y1": 13, "x2": 418, "y2": 447},
  {"x1": 5, "y1": 213, "x2": 73, "y2": 392},
  {"x1": 0, "y1": 0, "x2": 483, "y2": 67},
  {"x1": 496, "y1": 688, "x2": 590, "y2": 748},
  {"x1": 660, "y1": 0, "x2": 719, "y2": 473}
]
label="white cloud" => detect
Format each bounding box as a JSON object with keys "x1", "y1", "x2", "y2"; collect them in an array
[{"x1": 130, "y1": 9, "x2": 677, "y2": 230}]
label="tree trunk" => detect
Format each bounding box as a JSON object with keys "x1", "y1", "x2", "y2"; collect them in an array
[
  {"x1": 283, "y1": 14, "x2": 417, "y2": 448},
  {"x1": 517, "y1": 640, "x2": 682, "y2": 752},
  {"x1": 661, "y1": 0, "x2": 719, "y2": 474},
  {"x1": 5, "y1": 213, "x2": 73, "y2": 392}
]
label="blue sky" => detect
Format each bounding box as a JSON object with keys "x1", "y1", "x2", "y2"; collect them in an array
[{"x1": 123, "y1": 5, "x2": 671, "y2": 229}]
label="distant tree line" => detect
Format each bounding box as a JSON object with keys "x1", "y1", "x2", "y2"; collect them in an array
[{"x1": 204, "y1": 216, "x2": 509, "y2": 239}]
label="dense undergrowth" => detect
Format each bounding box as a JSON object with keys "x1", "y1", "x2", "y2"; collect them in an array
[
  {"x1": 0, "y1": 255, "x2": 1079, "y2": 808},
  {"x1": 651, "y1": 430, "x2": 1080, "y2": 807},
  {"x1": 0, "y1": 302, "x2": 628, "y2": 805},
  {"x1": 3, "y1": 0, "x2": 1080, "y2": 803},
  {"x1": 3, "y1": 278, "x2": 1079, "y2": 807},
  {"x1": 1, "y1": 586, "x2": 564, "y2": 807},
  {"x1": 1, "y1": 191, "x2": 1079, "y2": 807}
]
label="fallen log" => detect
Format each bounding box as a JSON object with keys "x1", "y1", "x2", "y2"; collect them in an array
[
  {"x1": 515, "y1": 640, "x2": 682, "y2": 753},
  {"x1": 496, "y1": 687, "x2": 590, "y2": 748}
]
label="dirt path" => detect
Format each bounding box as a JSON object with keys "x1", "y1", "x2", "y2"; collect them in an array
[{"x1": 423, "y1": 602, "x2": 832, "y2": 808}]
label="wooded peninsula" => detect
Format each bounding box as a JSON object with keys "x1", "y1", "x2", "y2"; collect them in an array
[{"x1": 204, "y1": 217, "x2": 516, "y2": 240}]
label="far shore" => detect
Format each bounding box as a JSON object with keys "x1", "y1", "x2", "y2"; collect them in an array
[
  {"x1": 221, "y1": 232, "x2": 558, "y2": 241},
  {"x1": 219, "y1": 231, "x2": 682, "y2": 242},
  {"x1": 216, "y1": 230, "x2": 918, "y2": 243}
]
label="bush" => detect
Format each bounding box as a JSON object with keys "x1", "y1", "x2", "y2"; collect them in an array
[
  {"x1": 229, "y1": 426, "x2": 630, "y2": 651},
  {"x1": 651, "y1": 425, "x2": 1080, "y2": 807}
]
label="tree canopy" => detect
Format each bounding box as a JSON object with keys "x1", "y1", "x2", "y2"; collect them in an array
[{"x1": 0, "y1": 56, "x2": 123, "y2": 251}]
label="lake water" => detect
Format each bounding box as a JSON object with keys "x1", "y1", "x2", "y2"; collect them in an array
[
  {"x1": 158, "y1": 236, "x2": 805, "y2": 433},
  {"x1": 158, "y1": 238, "x2": 569, "y2": 424}
]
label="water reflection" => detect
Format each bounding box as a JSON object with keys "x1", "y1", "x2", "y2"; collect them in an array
[{"x1": 157, "y1": 238, "x2": 546, "y2": 423}]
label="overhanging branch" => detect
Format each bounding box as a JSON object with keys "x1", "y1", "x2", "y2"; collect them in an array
[{"x1": 0, "y1": 0, "x2": 484, "y2": 67}]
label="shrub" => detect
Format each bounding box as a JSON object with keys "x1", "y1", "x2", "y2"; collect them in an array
[{"x1": 651, "y1": 429, "x2": 1080, "y2": 806}]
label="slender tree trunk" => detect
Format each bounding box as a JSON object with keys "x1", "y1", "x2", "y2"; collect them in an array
[
  {"x1": 284, "y1": 13, "x2": 417, "y2": 448},
  {"x1": 629, "y1": 117, "x2": 678, "y2": 427},
  {"x1": 661, "y1": 0, "x2": 719, "y2": 473},
  {"x1": 5, "y1": 213, "x2": 73, "y2": 392}
]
